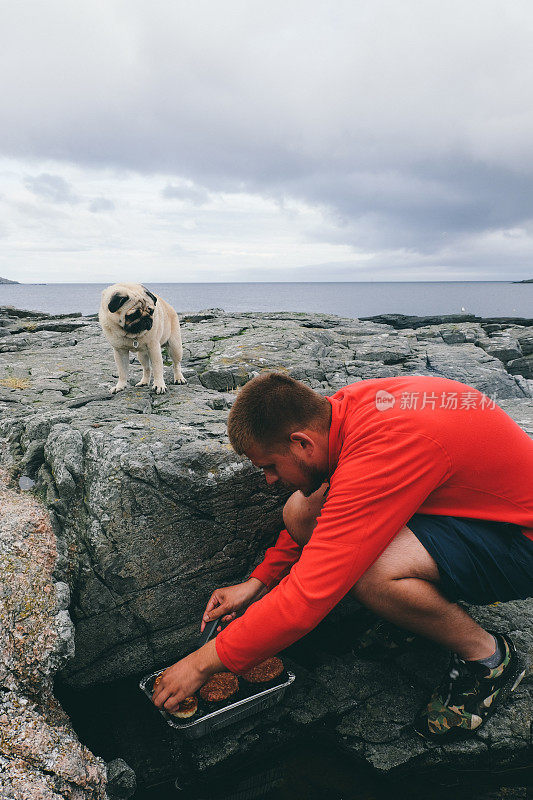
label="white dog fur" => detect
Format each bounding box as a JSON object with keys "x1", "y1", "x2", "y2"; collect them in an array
[{"x1": 99, "y1": 282, "x2": 186, "y2": 394}]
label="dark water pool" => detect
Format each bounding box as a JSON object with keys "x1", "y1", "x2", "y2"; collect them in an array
[{"x1": 136, "y1": 740, "x2": 532, "y2": 800}]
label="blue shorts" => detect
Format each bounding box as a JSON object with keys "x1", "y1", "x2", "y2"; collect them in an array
[{"x1": 406, "y1": 513, "x2": 533, "y2": 605}]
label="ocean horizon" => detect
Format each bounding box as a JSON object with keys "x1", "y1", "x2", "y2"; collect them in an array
[{"x1": 0, "y1": 280, "x2": 531, "y2": 319}]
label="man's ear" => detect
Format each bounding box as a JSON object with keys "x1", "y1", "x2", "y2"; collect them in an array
[{"x1": 289, "y1": 431, "x2": 315, "y2": 450}]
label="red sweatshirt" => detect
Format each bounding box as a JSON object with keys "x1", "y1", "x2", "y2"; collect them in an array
[{"x1": 215, "y1": 376, "x2": 533, "y2": 673}]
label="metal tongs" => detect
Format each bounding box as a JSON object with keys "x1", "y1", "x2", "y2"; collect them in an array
[{"x1": 196, "y1": 616, "x2": 221, "y2": 649}]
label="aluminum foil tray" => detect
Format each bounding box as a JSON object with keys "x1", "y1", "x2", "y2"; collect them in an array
[{"x1": 139, "y1": 668, "x2": 296, "y2": 739}]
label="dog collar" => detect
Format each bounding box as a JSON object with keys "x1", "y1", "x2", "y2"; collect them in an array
[{"x1": 123, "y1": 331, "x2": 145, "y2": 348}]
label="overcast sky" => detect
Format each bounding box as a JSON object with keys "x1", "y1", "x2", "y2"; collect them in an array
[{"x1": 2, "y1": 0, "x2": 533, "y2": 282}]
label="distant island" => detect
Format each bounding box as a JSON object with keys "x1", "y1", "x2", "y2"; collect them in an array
[
  {"x1": 514, "y1": 278, "x2": 533, "y2": 283},
  {"x1": 0, "y1": 277, "x2": 19, "y2": 284}
]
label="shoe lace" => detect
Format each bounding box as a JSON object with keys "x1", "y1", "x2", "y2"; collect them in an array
[{"x1": 440, "y1": 653, "x2": 478, "y2": 707}]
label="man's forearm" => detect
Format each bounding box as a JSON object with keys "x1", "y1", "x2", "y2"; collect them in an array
[
  {"x1": 248, "y1": 576, "x2": 269, "y2": 601},
  {"x1": 249, "y1": 529, "x2": 302, "y2": 588},
  {"x1": 195, "y1": 637, "x2": 226, "y2": 677},
  {"x1": 195, "y1": 581, "x2": 267, "y2": 676}
]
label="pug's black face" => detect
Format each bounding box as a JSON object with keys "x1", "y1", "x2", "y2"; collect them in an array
[
  {"x1": 124, "y1": 306, "x2": 154, "y2": 334},
  {"x1": 106, "y1": 286, "x2": 158, "y2": 335}
]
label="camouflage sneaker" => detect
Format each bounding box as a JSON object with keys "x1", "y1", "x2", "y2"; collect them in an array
[{"x1": 414, "y1": 632, "x2": 526, "y2": 740}]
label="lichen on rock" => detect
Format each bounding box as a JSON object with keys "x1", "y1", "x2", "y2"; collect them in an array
[{"x1": 0, "y1": 471, "x2": 114, "y2": 799}]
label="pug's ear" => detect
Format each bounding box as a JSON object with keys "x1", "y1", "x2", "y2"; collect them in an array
[
  {"x1": 142, "y1": 286, "x2": 158, "y2": 305},
  {"x1": 108, "y1": 293, "x2": 128, "y2": 313}
]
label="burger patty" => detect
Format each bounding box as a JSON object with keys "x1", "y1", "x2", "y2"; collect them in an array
[
  {"x1": 242, "y1": 657, "x2": 284, "y2": 683},
  {"x1": 199, "y1": 672, "x2": 239, "y2": 702},
  {"x1": 171, "y1": 696, "x2": 198, "y2": 719}
]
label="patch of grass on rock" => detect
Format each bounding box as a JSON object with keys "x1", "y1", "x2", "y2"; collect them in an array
[{"x1": 1, "y1": 376, "x2": 30, "y2": 390}]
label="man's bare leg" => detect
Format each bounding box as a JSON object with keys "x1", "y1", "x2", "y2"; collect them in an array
[{"x1": 283, "y1": 487, "x2": 496, "y2": 660}]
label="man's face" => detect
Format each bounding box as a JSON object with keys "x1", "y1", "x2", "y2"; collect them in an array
[{"x1": 246, "y1": 441, "x2": 328, "y2": 497}]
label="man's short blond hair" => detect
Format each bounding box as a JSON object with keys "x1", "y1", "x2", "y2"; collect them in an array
[{"x1": 227, "y1": 372, "x2": 330, "y2": 454}]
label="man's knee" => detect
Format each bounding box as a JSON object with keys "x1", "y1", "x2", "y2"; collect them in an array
[
  {"x1": 350, "y1": 564, "x2": 384, "y2": 603},
  {"x1": 283, "y1": 487, "x2": 326, "y2": 547},
  {"x1": 283, "y1": 492, "x2": 312, "y2": 546},
  {"x1": 350, "y1": 526, "x2": 441, "y2": 603},
  {"x1": 282, "y1": 491, "x2": 300, "y2": 531}
]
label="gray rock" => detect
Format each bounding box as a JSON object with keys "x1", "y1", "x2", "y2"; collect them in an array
[
  {"x1": 44, "y1": 424, "x2": 84, "y2": 500},
  {"x1": 0, "y1": 305, "x2": 82, "y2": 319},
  {"x1": 363, "y1": 312, "x2": 533, "y2": 329},
  {"x1": 353, "y1": 336, "x2": 412, "y2": 363},
  {"x1": 362, "y1": 312, "x2": 482, "y2": 329},
  {"x1": 480, "y1": 334, "x2": 523, "y2": 364},
  {"x1": 516, "y1": 332, "x2": 533, "y2": 356},
  {"x1": 332, "y1": 613, "x2": 531, "y2": 775},
  {"x1": 1, "y1": 305, "x2": 532, "y2": 790},
  {"x1": 440, "y1": 326, "x2": 469, "y2": 344},
  {"x1": 199, "y1": 367, "x2": 243, "y2": 391},
  {"x1": 21, "y1": 440, "x2": 46, "y2": 477},
  {"x1": 54, "y1": 581, "x2": 71, "y2": 612},
  {"x1": 0, "y1": 473, "x2": 111, "y2": 799},
  {"x1": 507, "y1": 354, "x2": 533, "y2": 379},
  {"x1": 105, "y1": 759, "x2": 137, "y2": 800},
  {"x1": 482, "y1": 323, "x2": 505, "y2": 334},
  {"x1": 32, "y1": 320, "x2": 88, "y2": 333},
  {"x1": 420, "y1": 341, "x2": 528, "y2": 398}
]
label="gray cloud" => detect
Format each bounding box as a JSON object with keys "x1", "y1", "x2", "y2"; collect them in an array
[
  {"x1": 292, "y1": 159, "x2": 533, "y2": 253},
  {"x1": 162, "y1": 183, "x2": 209, "y2": 205},
  {"x1": 89, "y1": 197, "x2": 115, "y2": 213},
  {"x1": 24, "y1": 173, "x2": 79, "y2": 204},
  {"x1": 2, "y1": 1, "x2": 533, "y2": 277}
]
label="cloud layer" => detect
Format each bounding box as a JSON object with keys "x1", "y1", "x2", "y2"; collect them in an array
[{"x1": 1, "y1": 0, "x2": 533, "y2": 281}]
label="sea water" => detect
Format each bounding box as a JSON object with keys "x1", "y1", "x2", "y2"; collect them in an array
[{"x1": 0, "y1": 281, "x2": 531, "y2": 319}]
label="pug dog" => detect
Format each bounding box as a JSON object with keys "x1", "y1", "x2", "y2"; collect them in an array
[{"x1": 99, "y1": 283, "x2": 186, "y2": 394}]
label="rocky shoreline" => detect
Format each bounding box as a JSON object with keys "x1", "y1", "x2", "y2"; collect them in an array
[{"x1": 0, "y1": 304, "x2": 532, "y2": 798}]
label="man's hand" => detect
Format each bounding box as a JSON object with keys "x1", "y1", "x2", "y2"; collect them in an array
[
  {"x1": 151, "y1": 639, "x2": 224, "y2": 714},
  {"x1": 201, "y1": 577, "x2": 267, "y2": 632}
]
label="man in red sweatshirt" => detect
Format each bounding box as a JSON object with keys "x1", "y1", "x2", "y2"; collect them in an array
[{"x1": 152, "y1": 373, "x2": 533, "y2": 739}]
